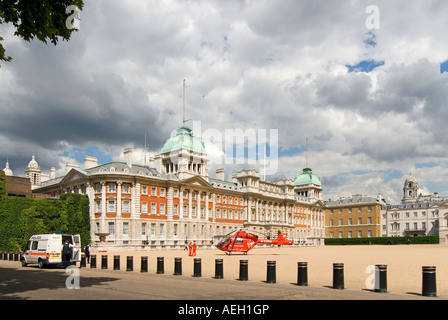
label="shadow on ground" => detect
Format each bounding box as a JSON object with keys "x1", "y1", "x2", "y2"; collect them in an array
[{"x1": 0, "y1": 265, "x2": 118, "y2": 300}]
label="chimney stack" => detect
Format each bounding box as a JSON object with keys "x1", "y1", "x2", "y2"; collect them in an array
[
  {"x1": 50, "y1": 167, "x2": 56, "y2": 179},
  {"x1": 66, "y1": 162, "x2": 80, "y2": 173},
  {"x1": 84, "y1": 156, "x2": 98, "y2": 169},
  {"x1": 124, "y1": 147, "x2": 132, "y2": 168},
  {"x1": 216, "y1": 168, "x2": 225, "y2": 181}
]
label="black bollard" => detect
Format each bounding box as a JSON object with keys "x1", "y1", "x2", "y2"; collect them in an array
[
  {"x1": 239, "y1": 260, "x2": 248, "y2": 281},
  {"x1": 422, "y1": 266, "x2": 437, "y2": 297},
  {"x1": 214, "y1": 259, "x2": 223, "y2": 279},
  {"x1": 193, "y1": 258, "x2": 202, "y2": 277},
  {"x1": 101, "y1": 255, "x2": 108, "y2": 269},
  {"x1": 141, "y1": 256, "x2": 148, "y2": 273},
  {"x1": 297, "y1": 262, "x2": 308, "y2": 286},
  {"x1": 266, "y1": 261, "x2": 276, "y2": 283},
  {"x1": 332, "y1": 263, "x2": 344, "y2": 289},
  {"x1": 113, "y1": 255, "x2": 120, "y2": 270},
  {"x1": 157, "y1": 257, "x2": 164, "y2": 274},
  {"x1": 374, "y1": 265, "x2": 388, "y2": 293},
  {"x1": 174, "y1": 257, "x2": 182, "y2": 275},
  {"x1": 126, "y1": 256, "x2": 133, "y2": 271},
  {"x1": 80, "y1": 255, "x2": 86, "y2": 268},
  {"x1": 90, "y1": 254, "x2": 96, "y2": 268}
]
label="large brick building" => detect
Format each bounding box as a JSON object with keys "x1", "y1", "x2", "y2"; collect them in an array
[
  {"x1": 12, "y1": 125, "x2": 326, "y2": 250},
  {"x1": 324, "y1": 195, "x2": 385, "y2": 239}
]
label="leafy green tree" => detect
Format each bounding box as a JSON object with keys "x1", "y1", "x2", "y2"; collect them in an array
[
  {"x1": 0, "y1": 0, "x2": 84, "y2": 64},
  {"x1": 0, "y1": 172, "x2": 90, "y2": 251}
]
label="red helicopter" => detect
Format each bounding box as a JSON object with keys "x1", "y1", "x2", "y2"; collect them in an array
[{"x1": 215, "y1": 229, "x2": 293, "y2": 254}]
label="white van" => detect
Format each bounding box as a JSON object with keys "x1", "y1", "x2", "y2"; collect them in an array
[{"x1": 22, "y1": 233, "x2": 81, "y2": 268}]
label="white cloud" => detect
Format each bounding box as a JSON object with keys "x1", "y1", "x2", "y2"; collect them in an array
[{"x1": 1, "y1": 0, "x2": 448, "y2": 204}]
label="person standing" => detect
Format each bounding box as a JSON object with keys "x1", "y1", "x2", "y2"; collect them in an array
[
  {"x1": 84, "y1": 243, "x2": 91, "y2": 263},
  {"x1": 61, "y1": 240, "x2": 73, "y2": 267},
  {"x1": 192, "y1": 241, "x2": 197, "y2": 256},
  {"x1": 188, "y1": 242, "x2": 192, "y2": 256}
]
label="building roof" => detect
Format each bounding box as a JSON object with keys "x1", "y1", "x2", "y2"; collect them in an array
[
  {"x1": 294, "y1": 168, "x2": 321, "y2": 186},
  {"x1": 161, "y1": 126, "x2": 206, "y2": 154},
  {"x1": 85, "y1": 162, "x2": 160, "y2": 177},
  {"x1": 324, "y1": 195, "x2": 383, "y2": 208}
]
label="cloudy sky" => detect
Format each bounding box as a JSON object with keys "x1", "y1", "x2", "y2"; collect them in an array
[{"x1": 1, "y1": 0, "x2": 448, "y2": 203}]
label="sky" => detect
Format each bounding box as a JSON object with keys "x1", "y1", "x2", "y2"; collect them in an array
[{"x1": 1, "y1": 0, "x2": 448, "y2": 204}]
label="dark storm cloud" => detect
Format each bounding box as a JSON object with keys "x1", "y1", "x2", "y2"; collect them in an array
[{"x1": 2, "y1": 0, "x2": 448, "y2": 202}]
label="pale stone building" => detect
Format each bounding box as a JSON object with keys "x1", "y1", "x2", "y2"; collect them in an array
[{"x1": 382, "y1": 174, "x2": 448, "y2": 239}]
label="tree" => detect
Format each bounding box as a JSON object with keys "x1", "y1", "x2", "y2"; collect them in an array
[{"x1": 0, "y1": 0, "x2": 83, "y2": 64}]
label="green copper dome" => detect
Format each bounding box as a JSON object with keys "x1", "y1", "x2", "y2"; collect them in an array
[
  {"x1": 294, "y1": 168, "x2": 321, "y2": 186},
  {"x1": 161, "y1": 126, "x2": 206, "y2": 154}
]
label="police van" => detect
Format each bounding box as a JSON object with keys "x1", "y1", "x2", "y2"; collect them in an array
[{"x1": 21, "y1": 233, "x2": 81, "y2": 268}]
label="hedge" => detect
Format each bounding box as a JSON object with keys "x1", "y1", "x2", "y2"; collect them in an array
[
  {"x1": 0, "y1": 171, "x2": 90, "y2": 251},
  {"x1": 325, "y1": 235, "x2": 439, "y2": 246}
]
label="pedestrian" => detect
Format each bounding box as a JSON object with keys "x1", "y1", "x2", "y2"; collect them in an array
[
  {"x1": 192, "y1": 241, "x2": 197, "y2": 256},
  {"x1": 184, "y1": 242, "x2": 188, "y2": 251},
  {"x1": 84, "y1": 243, "x2": 91, "y2": 263},
  {"x1": 188, "y1": 242, "x2": 192, "y2": 256},
  {"x1": 61, "y1": 240, "x2": 73, "y2": 267}
]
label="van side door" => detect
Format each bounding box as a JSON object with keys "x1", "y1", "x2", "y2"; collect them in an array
[{"x1": 28, "y1": 241, "x2": 39, "y2": 264}]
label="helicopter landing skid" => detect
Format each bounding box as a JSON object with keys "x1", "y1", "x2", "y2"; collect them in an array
[{"x1": 225, "y1": 251, "x2": 248, "y2": 255}]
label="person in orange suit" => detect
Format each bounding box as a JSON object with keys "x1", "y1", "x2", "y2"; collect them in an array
[
  {"x1": 192, "y1": 242, "x2": 197, "y2": 256},
  {"x1": 188, "y1": 242, "x2": 192, "y2": 256}
]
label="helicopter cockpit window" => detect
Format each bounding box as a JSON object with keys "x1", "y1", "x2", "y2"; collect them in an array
[{"x1": 235, "y1": 239, "x2": 244, "y2": 244}]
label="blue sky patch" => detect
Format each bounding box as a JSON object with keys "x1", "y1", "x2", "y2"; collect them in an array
[
  {"x1": 363, "y1": 32, "x2": 377, "y2": 47},
  {"x1": 346, "y1": 59, "x2": 385, "y2": 73},
  {"x1": 415, "y1": 162, "x2": 438, "y2": 169},
  {"x1": 58, "y1": 146, "x2": 113, "y2": 166},
  {"x1": 441, "y1": 60, "x2": 448, "y2": 73},
  {"x1": 278, "y1": 146, "x2": 304, "y2": 157},
  {"x1": 383, "y1": 169, "x2": 403, "y2": 182}
]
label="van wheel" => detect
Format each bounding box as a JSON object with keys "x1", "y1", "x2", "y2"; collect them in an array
[
  {"x1": 38, "y1": 259, "x2": 45, "y2": 269},
  {"x1": 21, "y1": 258, "x2": 27, "y2": 267}
]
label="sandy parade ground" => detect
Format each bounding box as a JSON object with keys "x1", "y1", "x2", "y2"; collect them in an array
[{"x1": 89, "y1": 244, "x2": 448, "y2": 298}]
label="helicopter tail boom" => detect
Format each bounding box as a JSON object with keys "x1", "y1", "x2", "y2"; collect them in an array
[{"x1": 257, "y1": 233, "x2": 293, "y2": 245}]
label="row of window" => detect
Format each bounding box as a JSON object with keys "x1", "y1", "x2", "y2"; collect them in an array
[
  {"x1": 96, "y1": 183, "x2": 247, "y2": 205},
  {"x1": 94, "y1": 198, "x2": 312, "y2": 217},
  {"x1": 329, "y1": 206, "x2": 374, "y2": 214},
  {"x1": 389, "y1": 222, "x2": 433, "y2": 231},
  {"x1": 329, "y1": 230, "x2": 374, "y2": 238},
  {"x1": 96, "y1": 183, "x2": 314, "y2": 210},
  {"x1": 98, "y1": 222, "x2": 239, "y2": 238},
  {"x1": 329, "y1": 217, "x2": 374, "y2": 226},
  {"x1": 386, "y1": 210, "x2": 439, "y2": 219},
  {"x1": 94, "y1": 199, "x2": 246, "y2": 219},
  {"x1": 94, "y1": 184, "x2": 315, "y2": 215}
]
